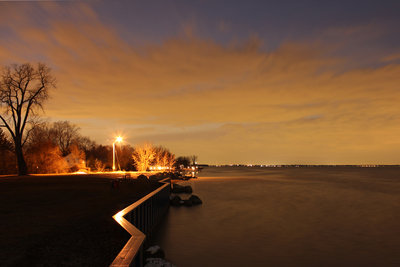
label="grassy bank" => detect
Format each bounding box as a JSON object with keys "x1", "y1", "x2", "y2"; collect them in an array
[{"x1": 0, "y1": 174, "x2": 160, "y2": 266}]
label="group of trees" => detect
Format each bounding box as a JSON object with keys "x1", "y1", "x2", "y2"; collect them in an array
[
  {"x1": 24, "y1": 121, "x2": 86, "y2": 173},
  {"x1": 23, "y1": 120, "x2": 138, "y2": 173},
  {"x1": 0, "y1": 128, "x2": 16, "y2": 174},
  {"x1": 0, "y1": 118, "x2": 187, "y2": 174},
  {"x1": 175, "y1": 155, "x2": 198, "y2": 168},
  {"x1": 132, "y1": 143, "x2": 176, "y2": 171},
  {"x1": 0, "y1": 62, "x2": 196, "y2": 175}
]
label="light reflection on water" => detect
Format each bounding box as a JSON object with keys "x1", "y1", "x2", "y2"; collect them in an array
[{"x1": 152, "y1": 167, "x2": 400, "y2": 267}]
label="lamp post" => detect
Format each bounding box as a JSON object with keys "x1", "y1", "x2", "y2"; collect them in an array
[{"x1": 113, "y1": 136, "x2": 123, "y2": 171}]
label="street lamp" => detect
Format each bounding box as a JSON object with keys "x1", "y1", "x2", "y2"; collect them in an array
[{"x1": 113, "y1": 136, "x2": 123, "y2": 171}]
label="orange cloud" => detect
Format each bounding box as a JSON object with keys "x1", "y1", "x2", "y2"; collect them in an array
[{"x1": 1, "y1": 2, "x2": 400, "y2": 164}]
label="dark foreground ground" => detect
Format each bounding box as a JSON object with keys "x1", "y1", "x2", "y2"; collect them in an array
[{"x1": 0, "y1": 174, "x2": 158, "y2": 266}]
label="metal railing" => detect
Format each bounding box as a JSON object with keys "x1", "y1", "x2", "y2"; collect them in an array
[{"x1": 110, "y1": 178, "x2": 170, "y2": 267}]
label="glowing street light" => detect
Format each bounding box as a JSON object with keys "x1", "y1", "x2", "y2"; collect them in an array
[{"x1": 113, "y1": 136, "x2": 123, "y2": 171}]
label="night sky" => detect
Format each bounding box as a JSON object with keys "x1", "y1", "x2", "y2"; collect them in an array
[{"x1": 1, "y1": 0, "x2": 400, "y2": 164}]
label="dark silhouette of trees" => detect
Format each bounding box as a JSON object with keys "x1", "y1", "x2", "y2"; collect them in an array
[
  {"x1": 0, "y1": 128, "x2": 16, "y2": 174},
  {"x1": 190, "y1": 155, "x2": 198, "y2": 165},
  {"x1": 0, "y1": 128, "x2": 12, "y2": 151},
  {"x1": 118, "y1": 144, "x2": 135, "y2": 171},
  {"x1": 49, "y1": 121, "x2": 80, "y2": 156},
  {"x1": 85, "y1": 144, "x2": 112, "y2": 171},
  {"x1": 175, "y1": 156, "x2": 191, "y2": 168},
  {"x1": 0, "y1": 63, "x2": 55, "y2": 175},
  {"x1": 77, "y1": 136, "x2": 96, "y2": 155}
]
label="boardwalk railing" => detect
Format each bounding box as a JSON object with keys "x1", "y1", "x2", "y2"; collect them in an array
[{"x1": 110, "y1": 178, "x2": 170, "y2": 267}]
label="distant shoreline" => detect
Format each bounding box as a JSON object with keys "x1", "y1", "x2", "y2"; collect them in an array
[{"x1": 206, "y1": 164, "x2": 400, "y2": 168}]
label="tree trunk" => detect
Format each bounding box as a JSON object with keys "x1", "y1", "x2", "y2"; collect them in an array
[{"x1": 15, "y1": 142, "x2": 28, "y2": 175}]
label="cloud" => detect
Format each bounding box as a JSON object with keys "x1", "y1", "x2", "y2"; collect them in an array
[{"x1": 1, "y1": 2, "x2": 400, "y2": 164}]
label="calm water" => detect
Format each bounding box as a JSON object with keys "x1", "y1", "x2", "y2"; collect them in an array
[{"x1": 152, "y1": 167, "x2": 400, "y2": 266}]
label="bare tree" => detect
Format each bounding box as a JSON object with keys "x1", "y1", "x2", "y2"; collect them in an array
[
  {"x1": 190, "y1": 155, "x2": 198, "y2": 166},
  {"x1": 0, "y1": 63, "x2": 55, "y2": 175},
  {"x1": 166, "y1": 152, "x2": 176, "y2": 170},
  {"x1": 50, "y1": 121, "x2": 80, "y2": 156}
]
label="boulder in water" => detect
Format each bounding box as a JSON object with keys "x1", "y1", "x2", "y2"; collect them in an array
[
  {"x1": 145, "y1": 245, "x2": 165, "y2": 259},
  {"x1": 189, "y1": 195, "x2": 202, "y2": 205},
  {"x1": 171, "y1": 184, "x2": 193, "y2": 194},
  {"x1": 170, "y1": 195, "x2": 182, "y2": 206},
  {"x1": 183, "y1": 198, "x2": 193, "y2": 207},
  {"x1": 145, "y1": 258, "x2": 176, "y2": 267}
]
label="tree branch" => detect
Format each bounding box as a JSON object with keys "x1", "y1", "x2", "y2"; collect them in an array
[
  {"x1": 22, "y1": 126, "x2": 34, "y2": 147},
  {"x1": 0, "y1": 114, "x2": 16, "y2": 140}
]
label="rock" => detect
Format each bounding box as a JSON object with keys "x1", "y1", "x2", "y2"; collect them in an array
[
  {"x1": 171, "y1": 184, "x2": 192, "y2": 194},
  {"x1": 183, "y1": 198, "x2": 193, "y2": 207},
  {"x1": 145, "y1": 258, "x2": 176, "y2": 267},
  {"x1": 169, "y1": 172, "x2": 183, "y2": 180},
  {"x1": 189, "y1": 194, "x2": 202, "y2": 205},
  {"x1": 145, "y1": 245, "x2": 165, "y2": 259},
  {"x1": 170, "y1": 195, "x2": 182, "y2": 206},
  {"x1": 149, "y1": 175, "x2": 159, "y2": 181},
  {"x1": 146, "y1": 245, "x2": 161, "y2": 254}
]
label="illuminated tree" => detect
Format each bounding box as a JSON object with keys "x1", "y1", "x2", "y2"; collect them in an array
[
  {"x1": 26, "y1": 141, "x2": 68, "y2": 174},
  {"x1": 94, "y1": 159, "x2": 105, "y2": 172},
  {"x1": 25, "y1": 124, "x2": 68, "y2": 173},
  {"x1": 0, "y1": 63, "x2": 55, "y2": 175},
  {"x1": 166, "y1": 152, "x2": 176, "y2": 169},
  {"x1": 65, "y1": 143, "x2": 85, "y2": 172},
  {"x1": 132, "y1": 143, "x2": 155, "y2": 171},
  {"x1": 154, "y1": 146, "x2": 168, "y2": 166},
  {"x1": 149, "y1": 145, "x2": 176, "y2": 170}
]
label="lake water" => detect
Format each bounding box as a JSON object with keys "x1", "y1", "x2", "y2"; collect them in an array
[{"x1": 152, "y1": 166, "x2": 400, "y2": 266}]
